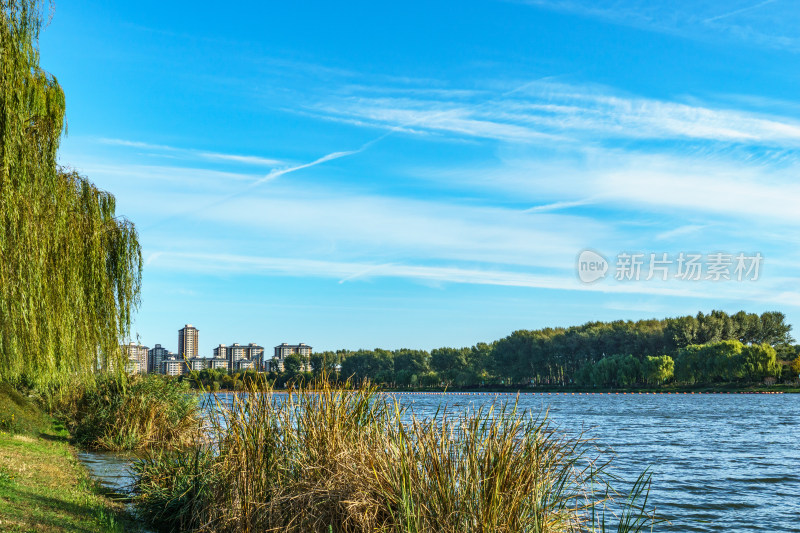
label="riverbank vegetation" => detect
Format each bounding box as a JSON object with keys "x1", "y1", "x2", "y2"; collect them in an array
[
  {"x1": 134, "y1": 378, "x2": 657, "y2": 533},
  {"x1": 0, "y1": 384, "x2": 136, "y2": 532},
  {"x1": 59, "y1": 374, "x2": 201, "y2": 451}
]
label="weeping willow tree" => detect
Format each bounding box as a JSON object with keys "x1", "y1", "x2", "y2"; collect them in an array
[{"x1": 1, "y1": 1, "x2": 142, "y2": 392}]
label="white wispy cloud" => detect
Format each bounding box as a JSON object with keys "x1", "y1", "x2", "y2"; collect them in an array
[
  {"x1": 602, "y1": 162, "x2": 800, "y2": 224},
  {"x1": 307, "y1": 82, "x2": 800, "y2": 148},
  {"x1": 655, "y1": 225, "x2": 708, "y2": 241},
  {"x1": 420, "y1": 148, "x2": 800, "y2": 228},
  {"x1": 146, "y1": 250, "x2": 800, "y2": 308},
  {"x1": 76, "y1": 71, "x2": 800, "y2": 314},
  {"x1": 73, "y1": 155, "x2": 610, "y2": 270},
  {"x1": 178, "y1": 188, "x2": 604, "y2": 269},
  {"x1": 703, "y1": 0, "x2": 777, "y2": 23},
  {"x1": 77, "y1": 162, "x2": 260, "y2": 185},
  {"x1": 519, "y1": 0, "x2": 800, "y2": 52},
  {"x1": 98, "y1": 138, "x2": 283, "y2": 167},
  {"x1": 524, "y1": 199, "x2": 596, "y2": 213},
  {"x1": 249, "y1": 132, "x2": 392, "y2": 187}
]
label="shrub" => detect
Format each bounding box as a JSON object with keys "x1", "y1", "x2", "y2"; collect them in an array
[{"x1": 62, "y1": 374, "x2": 200, "y2": 451}]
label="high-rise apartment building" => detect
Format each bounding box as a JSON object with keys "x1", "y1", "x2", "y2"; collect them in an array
[
  {"x1": 121, "y1": 342, "x2": 149, "y2": 374},
  {"x1": 236, "y1": 359, "x2": 257, "y2": 371},
  {"x1": 162, "y1": 357, "x2": 186, "y2": 376},
  {"x1": 229, "y1": 343, "x2": 247, "y2": 363},
  {"x1": 213, "y1": 342, "x2": 262, "y2": 371},
  {"x1": 245, "y1": 343, "x2": 265, "y2": 362},
  {"x1": 188, "y1": 357, "x2": 207, "y2": 372},
  {"x1": 210, "y1": 357, "x2": 229, "y2": 370},
  {"x1": 178, "y1": 324, "x2": 199, "y2": 358},
  {"x1": 148, "y1": 344, "x2": 170, "y2": 373},
  {"x1": 274, "y1": 342, "x2": 312, "y2": 358},
  {"x1": 223, "y1": 342, "x2": 264, "y2": 367},
  {"x1": 269, "y1": 343, "x2": 312, "y2": 372}
]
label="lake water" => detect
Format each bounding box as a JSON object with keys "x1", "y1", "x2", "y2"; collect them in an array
[
  {"x1": 389, "y1": 391, "x2": 800, "y2": 532},
  {"x1": 80, "y1": 391, "x2": 800, "y2": 532}
]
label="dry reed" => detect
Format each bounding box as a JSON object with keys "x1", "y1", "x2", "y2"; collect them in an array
[{"x1": 133, "y1": 377, "x2": 656, "y2": 532}]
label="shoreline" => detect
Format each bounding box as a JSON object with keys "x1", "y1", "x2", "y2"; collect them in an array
[
  {"x1": 189, "y1": 383, "x2": 800, "y2": 394},
  {"x1": 0, "y1": 386, "x2": 141, "y2": 532}
]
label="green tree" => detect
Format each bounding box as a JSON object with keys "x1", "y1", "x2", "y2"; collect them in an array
[
  {"x1": 733, "y1": 311, "x2": 761, "y2": 344},
  {"x1": 591, "y1": 356, "x2": 617, "y2": 387},
  {"x1": 757, "y1": 311, "x2": 793, "y2": 345},
  {"x1": 310, "y1": 351, "x2": 339, "y2": 378},
  {"x1": 674, "y1": 344, "x2": 704, "y2": 384},
  {"x1": 739, "y1": 344, "x2": 780, "y2": 382},
  {"x1": 707, "y1": 340, "x2": 743, "y2": 382},
  {"x1": 340, "y1": 350, "x2": 393, "y2": 385},
  {"x1": 418, "y1": 371, "x2": 440, "y2": 388},
  {"x1": 643, "y1": 355, "x2": 674, "y2": 385},
  {"x1": 431, "y1": 347, "x2": 467, "y2": 385},
  {"x1": 790, "y1": 356, "x2": 800, "y2": 378},
  {"x1": 615, "y1": 354, "x2": 641, "y2": 386},
  {"x1": 283, "y1": 354, "x2": 304, "y2": 377},
  {"x1": 462, "y1": 342, "x2": 494, "y2": 386},
  {"x1": 574, "y1": 362, "x2": 594, "y2": 387},
  {"x1": 393, "y1": 349, "x2": 430, "y2": 375},
  {"x1": 1, "y1": 1, "x2": 141, "y2": 392}
]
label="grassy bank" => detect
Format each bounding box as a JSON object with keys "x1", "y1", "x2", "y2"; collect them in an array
[
  {"x1": 134, "y1": 378, "x2": 657, "y2": 532},
  {"x1": 0, "y1": 384, "x2": 138, "y2": 532}
]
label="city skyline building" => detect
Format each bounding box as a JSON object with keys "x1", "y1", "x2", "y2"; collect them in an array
[
  {"x1": 148, "y1": 343, "x2": 170, "y2": 373},
  {"x1": 129, "y1": 325, "x2": 291, "y2": 375},
  {"x1": 162, "y1": 356, "x2": 186, "y2": 376},
  {"x1": 178, "y1": 324, "x2": 199, "y2": 358},
  {"x1": 210, "y1": 357, "x2": 229, "y2": 370},
  {"x1": 269, "y1": 343, "x2": 312, "y2": 372},
  {"x1": 188, "y1": 357, "x2": 207, "y2": 372},
  {"x1": 213, "y1": 344, "x2": 227, "y2": 358},
  {"x1": 121, "y1": 342, "x2": 148, "y2": 374}
]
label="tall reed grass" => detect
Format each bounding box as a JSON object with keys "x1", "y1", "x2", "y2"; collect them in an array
[
  {"x1": 133, "y1": 378, "x2": 657, "y2": 532},
  {"x1": 62, "y1": 374, "x2": 200, "y2": 451}
]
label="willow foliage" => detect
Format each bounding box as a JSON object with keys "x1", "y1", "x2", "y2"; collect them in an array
[{"x1": 1, "y1": 1, "x2": 142, "y2": 392}]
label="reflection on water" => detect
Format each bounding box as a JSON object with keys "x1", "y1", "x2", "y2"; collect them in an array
[
  {"x1": 77, "y1": 450, "x2": 136, "y2": 500},
  {"x1": 78, "y1": 450, "x2": 159, "y2": 532}
]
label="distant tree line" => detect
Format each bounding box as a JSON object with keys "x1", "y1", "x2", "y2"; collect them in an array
[
  {"x1": 488, "y1": 310, "x2": 793, "y2": 387},
  {"x1": 182, "y1": 311, "x2": 800, "y2": 391}
]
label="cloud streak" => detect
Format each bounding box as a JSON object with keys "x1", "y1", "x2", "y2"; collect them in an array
[
  {"x1": 703, "y1": 0, "x2": 777, "y2": 23},
  {"x1": 307, "y1": 82, "x2": 800, "y2": 149},
  {"x1": 524, "y1": 199, "x2": 596, "y2": 213},
  {"x1": 147, "y1": 250, "x2": 800, "y2": 307},
  {"x1": 249, "y1": 133, "x2": 390, "y2": 188},
  {"x1": 98, "y1": 137, "x2": 283, "y2": 167},
  {"x1": 520, "y1": 0, "x2": 800, "y2": 52}
]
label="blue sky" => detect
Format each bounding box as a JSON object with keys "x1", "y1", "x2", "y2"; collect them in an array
[{"x1": 39, "y1": 0, "x2": 800, "y2": 354}]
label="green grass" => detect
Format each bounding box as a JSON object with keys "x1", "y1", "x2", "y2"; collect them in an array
[
  {"x1": 0, "y1": 385, "x2": 140, "y2": 532},
  {"x1": 0, "y1": 383, "x2": 52, "y2": 436}
]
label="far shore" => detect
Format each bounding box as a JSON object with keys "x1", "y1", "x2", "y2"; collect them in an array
[{"x1": 186, "y1": 382, "x2": 800, "y2": 395}]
